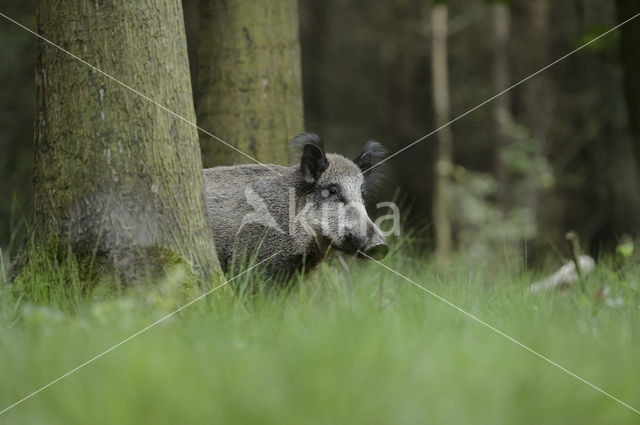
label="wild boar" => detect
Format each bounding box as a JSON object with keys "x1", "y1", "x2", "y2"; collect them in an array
[{"x1": 202, "y1": 133, "x2": 388, "y2": 284}]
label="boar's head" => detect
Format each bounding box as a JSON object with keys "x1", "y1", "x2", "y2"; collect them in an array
[{"x1": 293, "y1": 133, "x2": 388, "y2": 260}]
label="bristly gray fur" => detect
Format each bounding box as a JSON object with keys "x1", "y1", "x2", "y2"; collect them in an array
[{"x1": 202, "y1": 133, "x2": 387, "y2": 286}]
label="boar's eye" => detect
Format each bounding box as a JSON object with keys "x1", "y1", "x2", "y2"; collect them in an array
[{"x1": 321, "y1": 185, "x2": 342, "y2": 202}]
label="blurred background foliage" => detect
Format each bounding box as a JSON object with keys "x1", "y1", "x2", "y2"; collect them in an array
[{"x1": 1, "y1": 0, "x2": 639, "y2": 265}]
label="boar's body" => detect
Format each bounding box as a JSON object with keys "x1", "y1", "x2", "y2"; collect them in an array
[{"x1": 203, "y1": 164, "x2": 321, "y2": 282}]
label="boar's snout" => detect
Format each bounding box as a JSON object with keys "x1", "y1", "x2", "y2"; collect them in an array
[{"x1": 359, "y1": 233, "x2": 388, "y2": 260}]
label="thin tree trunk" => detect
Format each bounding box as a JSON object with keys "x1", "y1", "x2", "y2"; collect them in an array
[
  {"x1": 525, "y1": 0, "x2": 553, "y2": 146},
  {"x1": 431, "y1": 2, "x2": 453, "y2": 263},
  {"x1": 29, "y1": 0, "x2": 220, "y2": 282},
  {"x1": 196, "y1": 0, "x2": 304, "y2": 167},
  {"x1": 525, "y1": 0, "x2": 553, "y2": 167},
  {"x1": 616, "y1": 0, "x2": 640, "y2": 170},
  {"x1": 616, "y1": 0, "x2": 640, "y2": 238},
  {"x1": 526, "y1": 0, "x2": 560, "y2": 251},
  {"x1": 491, "y1": 0, "x2": 512, "y2": 210},
  {"x1": 392, "y1": 0, "x2": 419, "y2": 142}
]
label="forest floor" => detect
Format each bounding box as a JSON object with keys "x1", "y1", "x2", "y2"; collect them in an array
[{"x1": 0, "y1": 248, "x2": 639, "y2": 425}]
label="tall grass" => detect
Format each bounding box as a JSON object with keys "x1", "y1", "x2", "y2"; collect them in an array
[{"x1": 0, "y1": 242, "x2": 639, "y2": 424}]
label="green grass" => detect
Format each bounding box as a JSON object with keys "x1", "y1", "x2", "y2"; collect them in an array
[{"x1": 0, "y1": 248, "x2": 639, "y2": 425}]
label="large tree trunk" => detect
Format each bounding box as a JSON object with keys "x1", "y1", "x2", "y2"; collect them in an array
[
  {"x1": 616, "y1": 0, "x2": 640, "y2": 170},
  {"x1": 490, "y1": 0, "x2": 512, "y2": 211},
  {"x1": 29, "y1": 0, "x2": 220, "y2": 282},
  {"x1": 431, "y1": 2, "x2": 453, "y2": 264},
  {"x1": 195, "y1": 0, "x2": 304, "y2": 167}
]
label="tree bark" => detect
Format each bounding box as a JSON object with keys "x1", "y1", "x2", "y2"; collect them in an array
[
  {"x1": 616, "y1": 0, "x2": 640, "y2": 170},
  {"x1": 431, "y1": 2, "x2": 453, "y2": 264},
  {"x1": 195, "y1": 0, "x2": 305, "y2": 167},
  {"x1": 490, "y1": 0, "x2": 512, "y2": 210},
  {"x1": 30, "y1": 0, "x2": 220, "y2": 282}
]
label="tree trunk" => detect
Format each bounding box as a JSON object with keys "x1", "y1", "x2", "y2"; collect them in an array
[
  {"x1": 490, "y1": 0, "x2": 512, "y2": 210},
  {"x1": 392, "y1": 0, "x2": 419, "y2": 143},
  {"x1": 525, "y1": 0, "x2": 553, "y2": 148},
  {"x1": 431, "y1": 2, "x2": 453, "y2": 264},
  {"x1": 30, "y1": 0, "x2": 220, "y2": 282},
  {"x1": 616, "y1": 0, "x2": 640, "y2": 170},
  {"x1": 526, "y1": 0, "x2": 561, "y2": 253},
  {"x1": 195, "y1": 0, "x2": 304, "y2": 167}
]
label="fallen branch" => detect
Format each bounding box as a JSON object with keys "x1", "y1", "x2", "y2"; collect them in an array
[
  {"x1": 529, "y1": 255, "x2": 595, "y2": 293},
  {"x1": 565, "y1": 232, "x2": 582, "y2": 276}
]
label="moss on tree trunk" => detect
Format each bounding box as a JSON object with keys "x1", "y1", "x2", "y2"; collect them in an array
[
  {"x1": 195, "y1": 0, "x2": 304, "y2": 167},
  {"x1": 28, "y1": 0, "x2": 220, "y2": 283}
]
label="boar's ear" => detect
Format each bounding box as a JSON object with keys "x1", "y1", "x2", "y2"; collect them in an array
[
  {"x1": 292, "y1": 133, "x2": 328, "y2": 184},
  {"x1": 353, "y1": 140, "x2": 386, "y2": 171},
  {"x1": 354, "y1": 140, "x2": 387, "y2": 196},
  {"x1": 300, "y1": 144, "x2": 328, "y2": 184}
]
